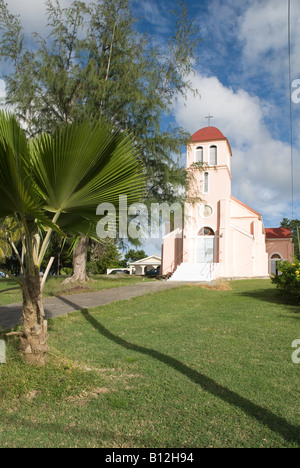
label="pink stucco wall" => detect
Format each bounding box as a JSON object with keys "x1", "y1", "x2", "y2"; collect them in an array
[
  {"x1": 162, "y1": 228, "x2": 183, "y2": 275},
  {"x1": 266, "y1": 238, "x2": 294, "y2": 273}
]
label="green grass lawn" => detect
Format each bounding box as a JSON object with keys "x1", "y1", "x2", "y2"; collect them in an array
[
  {"x1": 0, "y1": 279, "x2": 299, "y2": 448},
  {"x1": 0, "y1": 274, "x2": 149, "y2": 306}
]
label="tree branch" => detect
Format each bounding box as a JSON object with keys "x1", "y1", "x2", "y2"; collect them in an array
[
  {"x1": 41, "y1": 256, "x2": 55, "y2": 291},
  {"x1": 7, "y1": 235, "x2": 25, "y2": 271},
  {"x1": 37, "y1": 211, "x2": 61, "y2": 268},
  {"x1": 105, "y1": 16, "x2": 117, "y2": 81}
]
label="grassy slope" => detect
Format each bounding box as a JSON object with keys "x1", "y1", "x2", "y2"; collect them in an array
[{"x1": 0, "y1": 279, "x2": 299, "y2": 448}]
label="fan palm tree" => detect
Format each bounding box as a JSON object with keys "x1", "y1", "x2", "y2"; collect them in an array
[{"x1": 0, "y1": 111, "x2": 145, "y2": 365}]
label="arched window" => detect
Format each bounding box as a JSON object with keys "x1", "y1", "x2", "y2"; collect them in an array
[
  {"x1": 209, "y1": 145, "x2": 217, "y2": 165},
  {"x1": 195, "y1": 146, "x2": 203, "y2": 163},
  {"x1": 270, "y1": 253, "x2": 282, "y2": 276},
  {"x1": 271, "y1": 254, "x2": 281, "y2": 260},
  {"x1": 198, "y1": 227, "x2": 215, "y2": 236},
  {"x1": 203, "y1": 172, "x2": 209, "y2": 193}
]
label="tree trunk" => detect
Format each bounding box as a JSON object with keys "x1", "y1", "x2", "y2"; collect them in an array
[
  {"x1": 20, "y1": 267, "x2": 48, "y2": 366},
  {"x1": 63, "y1": 235, "x2": 89, "y2": 284}
]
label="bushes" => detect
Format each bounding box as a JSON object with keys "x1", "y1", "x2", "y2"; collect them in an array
[{"x1": 271, "y1": 259, "x2": 300, "y2": 300}]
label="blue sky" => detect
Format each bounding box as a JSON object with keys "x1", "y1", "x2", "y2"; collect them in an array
[{"x1": 0, "y1": 0, "x2": 299, "y2": 256}]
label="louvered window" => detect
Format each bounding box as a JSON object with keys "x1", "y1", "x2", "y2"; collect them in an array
[
  {"x1": 209, "y1": 145, "x2": 217, "y2": 165},
  {"x1": 195, "y1": 146, "x2": 203, "y2": 163},
  {"x1": 203, "y1": 172, "x2": 209, "y2": 193}
]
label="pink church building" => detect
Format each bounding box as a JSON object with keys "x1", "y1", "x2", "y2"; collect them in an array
[{"x1": 161, "y1": 126, "x2": 294, "y2": 281}]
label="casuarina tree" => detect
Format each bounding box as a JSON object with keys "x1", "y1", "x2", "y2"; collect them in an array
[{"x1": 0, "y1": 0, "x2": 201, "y2": 281}]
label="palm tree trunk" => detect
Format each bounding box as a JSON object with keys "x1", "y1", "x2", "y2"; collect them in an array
[
  {"x1": 20, "y1": 267, "x2": 48, "y2": 366},
  {"x1": 63, "y1": 235, "x2": 89, "y2": 283}
]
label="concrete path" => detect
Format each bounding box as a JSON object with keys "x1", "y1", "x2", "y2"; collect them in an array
[{"x1": 0, "y1": 281, "x2": 186, "y2": 330}]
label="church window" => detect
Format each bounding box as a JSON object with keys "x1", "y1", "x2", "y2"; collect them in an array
[
  {"x1": 203, "y1": 172, "x2": 209, "y2": 193},
  {"x1": 198, "y1": 227, "x2": 215, "y2": 236},
  {"x1": 271, "y1": 253, "x2": 281, "y2": 259},
  {"x1": 199, "y1": 204, "x2": 213, "y2": 218},
  {"x1": 203, "y1": 204, "x2": 213, "y2": 218},
  {"x1": 209, "y1": 145, "x2": 217, "y2": 165},
  {"x1": 270, "y1": 253, "x2": 282, "y2": 276},
  {"x1": 195, "y1": 146, "x2": 203, "y2": 163}
]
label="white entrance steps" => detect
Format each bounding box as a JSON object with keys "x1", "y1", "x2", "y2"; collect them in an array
[{"x1": 168, "y1": 262, "x2": 219, "y2": 282}]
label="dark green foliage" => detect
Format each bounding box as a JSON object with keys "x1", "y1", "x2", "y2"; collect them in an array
[
  {"x1": 40, "y1": 236, "x2": 73, "y2": 276},
  {"x1": 123, "y1": 249, "x2": 147, "y2": 264},
  {"x1": 87, "y1": 240, "x2": 124, "y2": 275},
  {"x1": 271, "y1": 258, "x2": 300, "y2": 301},
  {"x1": 280, "y1": 218, "x2": 300, "y2": 259}
]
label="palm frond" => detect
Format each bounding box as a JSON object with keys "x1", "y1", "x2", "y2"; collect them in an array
[
  {"x1": 30, "y1": 117, "x2": 145, "y2": 236},
  {"x1": 0, "y1": 111, "x2": 66, "y2": 236}
]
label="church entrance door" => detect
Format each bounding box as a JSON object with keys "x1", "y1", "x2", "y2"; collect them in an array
[{"x1": 195, "y1": 227, "x2": 215, "y2": 263}]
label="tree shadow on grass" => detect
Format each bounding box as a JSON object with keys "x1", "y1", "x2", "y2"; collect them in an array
[
  {"x1": 237, "y1": 288, "x2": 300, "y2": 315},
  {"x1": 77, "y1": 307, "x2": 300, "y2": 446},
  {"x1": 0, "y1": 286, "x2": 20, "y2": 294}
]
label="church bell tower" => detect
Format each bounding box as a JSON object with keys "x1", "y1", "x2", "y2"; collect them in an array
[{"x1": 184, "y1": 125, "x2": 232, "y2": 264}]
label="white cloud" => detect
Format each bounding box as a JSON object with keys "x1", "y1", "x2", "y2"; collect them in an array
[
  {"x1": 174, "y1": 73, "x2": 270, "y2": 146},
  {"x1": 239, "y1": 0, "x2": 300, "y2": 78},
  {"x1": 5, "y1": 0, "x2": 93, "y2": 35},
  {"x1": 173, "y1": 71, "x2": 300, "y2": 226},
  {"x1": 239, "y1": 0, "x2": 287, "y2": 60},
  {"x1": 135, "y1": 0, "x2": 170, "y2": 28},
  {"x1": 5, "y1": 0, "x2": 51, "y2": 34}
]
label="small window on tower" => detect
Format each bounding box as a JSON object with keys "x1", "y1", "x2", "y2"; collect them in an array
[
  {"x1": 203, "y1": 172, "x2": 209, "y2": 193},
  {"x1": 195, "y1": 146, "x2": 203, "y2": 163},
  {"x1": 209, "y1": 145, "x2": 217, "y2": 165}
]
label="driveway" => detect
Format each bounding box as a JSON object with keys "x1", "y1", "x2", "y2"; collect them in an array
[{"x1": 0, "y1": 281, "x2": 185, "y2": 330}]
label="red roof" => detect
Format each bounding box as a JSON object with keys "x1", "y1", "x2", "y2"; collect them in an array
[
  {"x1": 191, "y1": 126, "x2": 225, "y2": 142},
  {"x1": 265, "y1": 228, "x2": 292, "y2": 239}
]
